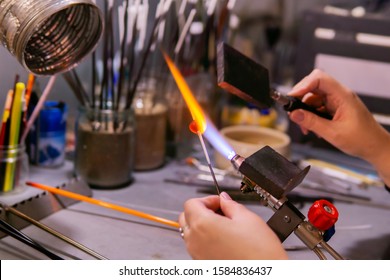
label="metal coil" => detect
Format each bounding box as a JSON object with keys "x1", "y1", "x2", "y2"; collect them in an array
[{"x1": 0, "y1": 0, "x2": 103, "y2": 75}]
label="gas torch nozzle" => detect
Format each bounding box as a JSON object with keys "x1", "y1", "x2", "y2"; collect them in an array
[{"x1": 230, "y1": 154, "x2": 245, "y2": 171}]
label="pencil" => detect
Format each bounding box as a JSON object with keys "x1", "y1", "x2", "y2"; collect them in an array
[
  {"x1": 24, "y1": 74, "x2": 35, "y2": 112},
  {"x1": 0, "y1": 90, "x2": 13, "y2": 146},
  {"x1": 3, "y1": 82, "x2": 25, "y2": 192},
  {"x1": 26, "y1": 181, "x2": 180, "y2": 229},
  {"x1": 9, "y1": 82, "x2": 24, "y2": 145}
]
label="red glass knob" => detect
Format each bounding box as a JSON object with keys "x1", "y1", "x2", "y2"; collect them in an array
[{"x1": 308, "y1": 199, "x2": 339, "y2": 231}]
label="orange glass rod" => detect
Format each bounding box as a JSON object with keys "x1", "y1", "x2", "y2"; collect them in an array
[{"x1": 26, "y1": 181, "x2": 180, "y2": 229}]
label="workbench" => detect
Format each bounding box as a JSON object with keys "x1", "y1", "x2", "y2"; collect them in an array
[{"x1": 0, "y1": 144, "x2": 389, "y2": 260}]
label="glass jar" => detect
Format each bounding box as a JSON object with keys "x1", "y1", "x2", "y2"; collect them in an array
[
  {"x1": 133, "y1": 76, "x2": 168, "y2": 170},
  {"x1": 74, "y1": 108, "x2": 135, "y2": 189},
  {"x1": 0, "y1": 144, "x2": 29, "y2": 195}
]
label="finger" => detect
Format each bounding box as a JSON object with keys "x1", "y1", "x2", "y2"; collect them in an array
[
  {"x1": 289, "y1": 109, "x2": 334, "y2": 139},
  {"x1": 301, "y1": 92, "x2": 324, "y2": 107},
  {"x1": 219, "y1": 192, "x2": 251, "y2": 220},
  {"x1": 300, "y1": 126, "x2": 309, "y2": 135},
  {"x1": 289, "y1": 69, "x2": 347, "y2": 99},
  {"x1": 183, "y1": 195, "x2": 220, "y2": 225}
]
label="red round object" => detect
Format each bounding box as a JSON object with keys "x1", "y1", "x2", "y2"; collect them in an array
[
  {"x1": 189, "y1": 121, "x2": 199, "y2": 134},
  {"x1": 308, "y1": 199, "x2": 339, "y2": 231}
]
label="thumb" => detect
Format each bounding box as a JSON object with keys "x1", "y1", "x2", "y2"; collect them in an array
[
  {"x1": 289, "y1": 109, "x2": 332, "y2": 137},
  {"x1": 219, "y1": 192, "x2": 249, "y2": 219}
]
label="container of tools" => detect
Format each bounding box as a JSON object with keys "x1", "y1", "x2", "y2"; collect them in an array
[
  {"x1": 133, "y1": 76, "x2": 168, "y2": 171},
  {"x1": 74, "y1": 108, "x2": 135, "y2": 189}
]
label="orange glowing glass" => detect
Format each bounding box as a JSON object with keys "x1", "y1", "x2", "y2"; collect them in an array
[{"x1": 162, "y1": 52, "x2": 207, "y2": 133}]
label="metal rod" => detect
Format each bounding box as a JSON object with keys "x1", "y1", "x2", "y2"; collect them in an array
[
  {"x1": 92, "y1": 51, "x2": 96, "y2": 108},
  {"x1": 197, "y1": 132, "x2": 221, "y2": 195},
  {"x1": 1, "y1": 204, "x2": 108, "y2": 260},
  {"x1": 320, "y1": 240, "x2": 344, "y2": 260},
  {"x1": 312, "y1": 246, "x2": 327, "y2": 260},
  {"x1": 0, "y1": 218, "x2": 62, "y2": 260}
]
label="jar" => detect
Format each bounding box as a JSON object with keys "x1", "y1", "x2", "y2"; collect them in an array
[
  {"x1": 0, "y1": 144, "x2": 29, "y2": 195},
  {"x1": 133, "y1": 76, "x2": 168, "y2": 170},
  {"x1": 74, "y1": 108, "x2": 135, "y2": 189}
]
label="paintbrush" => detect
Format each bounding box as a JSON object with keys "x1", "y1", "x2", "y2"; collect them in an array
[
  {"x1": 63, "y1": 72, "x2": 87, "y2": 107},
  {"x1": 116, "y1": 0, "x2": 130, "y2": 111},
  {"x1": 100, "y1": 0, "x2": 111, "y2": 110},
  {"x1": 125, "y1": 10, "x2": 165, "y2": 109},
  {"x1": 71, "y1": 69, "x2": 91, "y2": 108}
]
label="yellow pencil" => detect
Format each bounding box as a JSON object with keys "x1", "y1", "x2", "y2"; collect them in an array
[
  {"x1": 9, "y1": 82, "x2": 25, "y2": 145},
  {"x1": 3, "y1": 82, "x2": 25, "y2": 192}
]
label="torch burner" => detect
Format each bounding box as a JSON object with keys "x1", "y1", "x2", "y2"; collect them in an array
[{"x1": 230, "y1": 146, "x2": 343, "y2": 260}]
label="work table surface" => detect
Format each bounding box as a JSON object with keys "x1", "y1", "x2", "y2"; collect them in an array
[{"x1": 1, "y1": 146, "x2": 390, "y2": 260}]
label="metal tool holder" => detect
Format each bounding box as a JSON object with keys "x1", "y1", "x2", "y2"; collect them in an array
[
  {"x1": 0, "y1": 177, "x2": 92, "y2": 239},
  {"x1": 231, "y1": 145, "x2": 344, "y2": 260}
]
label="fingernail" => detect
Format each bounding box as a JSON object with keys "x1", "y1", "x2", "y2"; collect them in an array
[
  {"x1": 220, "y1": 192, "x2": 232, "y2": 200},
  {"x1": 291, "y1": 110, "x2": 305, "y2": 123}
]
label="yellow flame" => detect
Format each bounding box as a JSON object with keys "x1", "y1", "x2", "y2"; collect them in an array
[{"x1": 162, "y1": 52, "x2": 207, "y2": 133}]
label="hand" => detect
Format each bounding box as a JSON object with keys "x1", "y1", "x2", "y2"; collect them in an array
[
  {"x1": 288, "y1": 69, "x2": 390, "y2": 186},
  {"x1": 288, "y1": 69, "x2": 390, "y2": 162},
  {"x1": 178, "y1": 192, "x2": 288, "y2": 260}
]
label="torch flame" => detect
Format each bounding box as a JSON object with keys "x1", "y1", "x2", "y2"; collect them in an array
[
  {"x1": 163, "y1": 51, "x2": 236, "y2": 160},
  {"x1": 162, "y1": 52, "x2": 207, "y2": 133}
]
